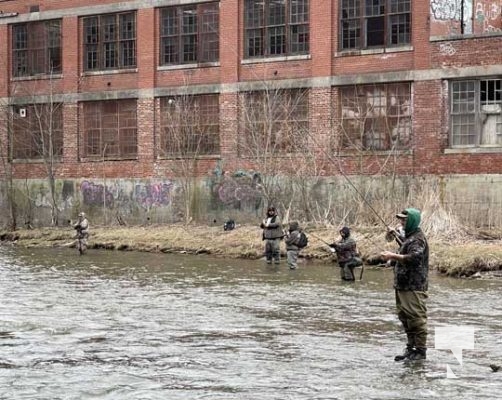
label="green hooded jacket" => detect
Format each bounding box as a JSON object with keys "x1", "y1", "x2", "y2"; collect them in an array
[
  {"x1": 404, "y1": 208, "x2": 421, "y2": 236},
  {"x1": 394, "y1": 208, "x2": 429, "y2": 291}
]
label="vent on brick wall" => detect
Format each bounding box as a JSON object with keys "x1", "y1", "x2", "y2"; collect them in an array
[{"x1": 29, "y1": 5, "x2": 40, "y2": 12}]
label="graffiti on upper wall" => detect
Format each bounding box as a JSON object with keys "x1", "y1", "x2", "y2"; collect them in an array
[
  {"x1": 431, "y1": 0, "x2": 501, "y2": 35},
  {"x1": 431, "y1": 0, "x2": 463, "y2": 20},
  {"x1": 439, "y1": 42, "x2": 457, "y2": 55},
  {"x1": 475, "y1": 1, "x2": 502, "y2": 31}
]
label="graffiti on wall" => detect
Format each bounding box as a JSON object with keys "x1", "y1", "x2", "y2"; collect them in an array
[
  {"x1": 475, "y1": 1, "x2": 502, "y2": 32},
  {"x1": 134, "y1": 182, "x2": 174, "y2": 209},
  {"x1": 215, "y1": 170, "x2": 262, "y2": 211},
  {"x1": 439, "y1": 42, "x2": 457, "y2": 55},
  {"x1": 81, "y1": 181, "x2": 115, "y2": 208},
  {"x1": 431, "y1": 0, "x2": 463, "y2": 20},
  {"x1": 80, "y1": 180, "x2": 175, "y2": 211},
  {"x1": 431, "y1": 0, "x2": 501, "y2": 35}
]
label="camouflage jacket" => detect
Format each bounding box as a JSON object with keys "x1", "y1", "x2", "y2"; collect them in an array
[
  {"x1": 394, "y1": 229, "x2": 429, "y2": 291},
  {"x1": 331, "y1": 236, "x2": 358, "y2": 264}
]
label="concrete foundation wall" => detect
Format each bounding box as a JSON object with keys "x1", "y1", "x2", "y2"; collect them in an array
[{"x1": 1, "y1": 174, "x2": 501, "y2": 229}]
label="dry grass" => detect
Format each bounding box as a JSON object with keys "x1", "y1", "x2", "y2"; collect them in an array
[{"x1": 1, "y1": 223, "x2": 501, "y2": 278}]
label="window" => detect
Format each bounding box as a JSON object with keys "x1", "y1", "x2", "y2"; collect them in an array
[
  {"x1": 451, "y1": 79, "x2": 502, "y2": 147},
  {"x1": 244, "y1": 0, "x2": 309, "y2": 58},
  {"x1": 11, "y1": 104, "x2": 63, "y2": 160},
  {"x1": 159, "y1": 94, "x2": 220, "y2": 157},
  {"x1": 83, "y1": 12, "x2": 136, "y2": 71},
  {"x1": 12, "y1": 20, "x2": 61, "y2": 77},
  {"x1": 340, "y1": 0, "x2": 410, "y2": 50},
  {"x1": 82, "y1": 100, "x2": 137, "y2": 158},
  {"x1": 338, "y1": 83, "x2": 411, "y2": 150},
  {"x1": 239, "y1": 89, "x2": 309, "y2": 154},
  {"x1": 160, "y1": 3, "x2": 219, "y2": 65}
]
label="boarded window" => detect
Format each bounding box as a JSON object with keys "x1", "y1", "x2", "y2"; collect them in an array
[
  {"x1": 451, "y1": 78, "x2": 502, "y2": 147},
  {"x1": 159, "y1": 94, "x2": 220, "y2": 157},
  {"x1": 338, "y1": 83, "x2": 412, "y2": 150},
  {"x1": 340, "y1": 0, "x2": 410, "y2": 50},
  {"x1": 244, "y1": 0, "x2": 309, "y2": 58},
  {"x1": 239, "y1": 89, "x2": 309, "y2": 155},
  {"x1": 83, "y1": 12, "x2": 136, "y2": 71},
  {"x1": 160, "y1": 3, "x2": 219, "y2": 65},
  {"x1": 11, "y1": 104, "x2": 63, "y2": 160},
  {"x1": 12, "y1": 20, "x2": 62, "y2": 77},
  {"x1": 82, "y1": 99, "x2": 138, "y2": 158}
]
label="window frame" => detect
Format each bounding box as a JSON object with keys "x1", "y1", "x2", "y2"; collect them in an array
[
  {"x1": 244, "y1": 0, "x2": 309, "y2": 59},
  {"x1": 239, "y1": 88, "x2": 309, "y2": 155},
  {"x1": 450, "y1": 78, "x2": 502, "y2": 148},
  {"x1": 11, "y1": 104, "x2": 64, "y2": 161},
  {"x1": 83, "y1": 12, "x2": 137, "y2": 72},
  {"x1": 159, "y1": 94, "x2": 220, "y2": 158},
  {"x1": 12, "y1": 20, "x2": 62, "y2": 78},
  {"x1": 340, "y1": 0, "x2": 411, "y2": 51},
  {"x1": 81, "y1": 99, "x2": 138, "y2": 160},
  {"x1": 159, "y1": 3, "x2": 219, "y2": 66},
  {"x1": 337, "y1": 82, "x2": 412, "y2": 151}
]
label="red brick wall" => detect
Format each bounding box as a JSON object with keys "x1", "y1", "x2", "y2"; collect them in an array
[{"x1": 0, "y1": 0, "x2": 501, "y2": 182}]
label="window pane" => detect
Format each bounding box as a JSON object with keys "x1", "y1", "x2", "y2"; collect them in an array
[
  {"x1": 240, "y1": 89, "x2": 309, "y2": 154},
  {"x1": 83, "y1": 13, "x2": 136, "y2": 71},
  {"x1": 160, "y1": 95, "x2": 220, "y2": 157},
  {"x1": 82, "y1": 100, "x2": 137, "y2": 158},
  {"x1": 339, "y1": 83, "x2": 411, "y2": 150},
  {"x1": 160, "y1": 4, "x2": 219, "y2": 65},
  {"x1": 12, "y1": 20, "x2": 61, "y2": 76}
]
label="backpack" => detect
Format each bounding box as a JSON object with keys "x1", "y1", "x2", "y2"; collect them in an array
[
  {"x1": 224, "y1": 219, "x2": 235, "y2": 231},
  {"x1": 296, "y1": 231, "x2": 308, "y2": 248}
]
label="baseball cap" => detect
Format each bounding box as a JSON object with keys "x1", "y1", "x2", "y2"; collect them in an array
[{"x1": 396, "y1": 210, "x2": 408, "y2": 219}]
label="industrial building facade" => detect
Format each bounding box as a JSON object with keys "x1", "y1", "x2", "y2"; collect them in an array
[{"x1": 0, "y1": 0, "x2": 501, "y2": 224}]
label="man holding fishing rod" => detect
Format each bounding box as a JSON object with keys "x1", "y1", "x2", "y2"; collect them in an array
[
  {"x1": 328, "y1": 227, "x2": 362, "y2": 281},
  {"x1": 381, "y1": 208, "x2": 429, "y2": 362}
]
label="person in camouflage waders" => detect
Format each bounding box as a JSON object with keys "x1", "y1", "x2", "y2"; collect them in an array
[{"x1": 381, "y1": 208, "x2": 429, "y2": 361}]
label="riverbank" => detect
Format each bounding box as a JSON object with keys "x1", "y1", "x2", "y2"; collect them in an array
[{"x1": 1, "y1": 224, "x2": 501, "y2": 278}]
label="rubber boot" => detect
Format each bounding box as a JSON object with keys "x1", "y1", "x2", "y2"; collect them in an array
[
  {"x1": 408, "y1": 347, "x2": 427, "y2": 361},
  {"x1": 394, "y1": 346, "x2": 414, "y2": 361}
]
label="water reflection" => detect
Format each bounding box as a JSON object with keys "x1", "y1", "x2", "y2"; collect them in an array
[{"x1": 0, "y1": 246, "x2": 501, "y2": 399}]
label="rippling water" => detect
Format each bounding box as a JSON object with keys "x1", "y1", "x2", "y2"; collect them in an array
[{"x1": 0, "y1": 246, "x2": 501, "y2": 399}]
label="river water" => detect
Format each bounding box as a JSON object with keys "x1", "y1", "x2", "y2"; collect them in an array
[{"x1": 0, "y1": 246, "x2": 501, "y2": 399}]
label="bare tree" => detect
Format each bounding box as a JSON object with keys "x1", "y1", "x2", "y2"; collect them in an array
[
  {"x1": 158, "y1": 93, "x2": 220, "y2": 224},
  {"x1": 10, "y1": 78, "x2": 64, "y2": 226},
  {"x1": 238, "y1": 87, "x2": 311, "y2": 214},
  {"x1": 0, "y1": 100, "x2": 18, "y2": 230}
]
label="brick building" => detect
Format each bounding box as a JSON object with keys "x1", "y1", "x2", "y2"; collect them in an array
[{"x1": 0, "y1": 0, "x2": 501, "y2": 225}]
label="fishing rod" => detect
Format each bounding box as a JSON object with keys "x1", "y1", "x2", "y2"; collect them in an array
[{"x1": 309, "y1": 135, "x2": 406, "y2": 245}]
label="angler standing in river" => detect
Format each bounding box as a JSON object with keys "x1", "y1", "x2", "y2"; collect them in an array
[
  {"x1": 260, "y1": 206, "x2": 283, "y2": 264},
  {"x1": 380, "y1": 208, "x2": 429, "y2": 361},
  {"x1": 329, "y1": 226, "x2": 362, "y2": 281}
]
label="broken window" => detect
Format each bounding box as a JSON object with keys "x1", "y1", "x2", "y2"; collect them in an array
[
  {"x1": 338, "y1": 83, "x2": 412, "y2": 151},
  {"x1": 159, "y1": 94, "x2": 220, "y2": 157},
  {"x1": 83, "y1": 12, "x2": 136, "y2": 71},
  {"x1": 340, "y1": 0, "x2": 411, "y2": 50},
  {"x1": 82, "y1": 99, "x2": 137, "y2": 158},
  {"x1": 11, "y1": 104, "x2": 63, "y2": 160},
  {"x1": 12, "y1": 20, "x2": 62, "y2": 77},
  {"x1": 244, "y1": 0, "x2": 309, "y2": 58},
  {"x1": 239, "y1": 89, "x2": 309, "y2": 155},
  {"x1": 160, "y1": 3, "x2": 219, "y2": 65},
  {"x1": 451, "y1": 78, "x2": 502, "y2": 146}
]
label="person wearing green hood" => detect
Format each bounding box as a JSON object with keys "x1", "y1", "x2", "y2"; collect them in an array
[{"x1": 381, "y1": 208, "x2": 429, "y2": 362}]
